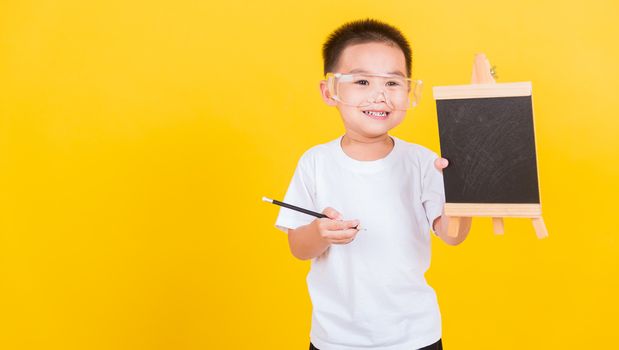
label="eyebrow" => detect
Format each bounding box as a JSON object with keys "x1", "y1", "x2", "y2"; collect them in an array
[{"x1": 346, "y1": 69, "x2": 407, "y2": 77}]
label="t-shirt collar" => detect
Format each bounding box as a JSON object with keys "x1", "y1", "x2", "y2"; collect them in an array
[{"x1": 332, "y1": 134, "x2": 400, "y2": 172}]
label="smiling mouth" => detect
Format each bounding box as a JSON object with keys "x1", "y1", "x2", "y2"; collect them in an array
[{"x1": 363, "y1": 110, "x2": 390, "y2": 119}]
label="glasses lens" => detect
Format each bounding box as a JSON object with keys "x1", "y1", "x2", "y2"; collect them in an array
[{"x1": 333, "y1": 74, "x2": 422, "y2": 110}]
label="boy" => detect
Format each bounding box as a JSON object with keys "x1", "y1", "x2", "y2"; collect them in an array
[{"x1": 274, "y1": 19, "x2": 472, "y2": 350}]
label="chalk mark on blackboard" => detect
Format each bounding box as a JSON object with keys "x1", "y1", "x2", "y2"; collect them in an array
[{"x1": 437, "y1": 96, "x2": 540, "y2": 204}]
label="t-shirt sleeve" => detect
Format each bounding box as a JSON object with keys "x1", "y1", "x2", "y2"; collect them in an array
[
  {"x1": 274, "y1": 150, "x2": 318, "y2": 234},
  {"x1": 421, "y1": 150, "x2": 446, "y2": 236}
]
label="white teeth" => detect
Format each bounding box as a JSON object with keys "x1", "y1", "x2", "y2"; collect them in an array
[{"x1": 364, "y1": 111, "x2": 387, "y2": 117}]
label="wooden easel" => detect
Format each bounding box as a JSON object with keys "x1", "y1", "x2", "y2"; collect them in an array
[{"x1": 445, "y1": 53, "x2": 549, "y2": 239}]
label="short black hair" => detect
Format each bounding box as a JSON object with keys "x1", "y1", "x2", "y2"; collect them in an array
[{"x1": 322, "y1": 18, "x2": 412, "y2": 77}]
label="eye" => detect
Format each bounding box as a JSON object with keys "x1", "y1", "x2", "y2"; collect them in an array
[
  {"x1": 386, "y1": 80, "x2": 402, "y2": 87},
  {"x1": 354, "y1": 79, "x2": 370, "y2": 86}
]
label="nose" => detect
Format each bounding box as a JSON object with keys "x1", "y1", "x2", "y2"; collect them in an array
[
  {"x1": 366, "y1": 90, "x2": 394, "y2": 109},
  {"x1": 368, "y1": 90, "x2": 387, "y2": 103}
]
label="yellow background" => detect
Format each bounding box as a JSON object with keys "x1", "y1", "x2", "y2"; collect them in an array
[{"x1": 1, "y1": 0, "x2": 618, "y2": 349}]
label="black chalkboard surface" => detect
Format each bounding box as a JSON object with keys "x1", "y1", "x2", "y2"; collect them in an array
[
  {"x1": 433, "y1": 82, "x2": 541, "y2": 209},
  {"x1": 436, "y1": 95, "x2": 540, "y2": 204}
]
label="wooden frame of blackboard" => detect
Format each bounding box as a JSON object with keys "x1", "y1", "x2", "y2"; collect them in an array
[{"x1": 433, "y1": 54, "x2": 548, "y2": 239}]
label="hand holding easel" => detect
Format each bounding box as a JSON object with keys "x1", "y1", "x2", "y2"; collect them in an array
[{"x1": 432, "y1": 157, "x2": 472, "y2": 244}]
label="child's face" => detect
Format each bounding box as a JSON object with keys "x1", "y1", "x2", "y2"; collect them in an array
[{"x1": 320, "y1": 41, "x2": 408, "y2": 139}]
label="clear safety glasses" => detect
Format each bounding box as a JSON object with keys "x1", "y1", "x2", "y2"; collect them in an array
[{"x1": 325, "y1": 72, "x2": 423, "y2": 111}]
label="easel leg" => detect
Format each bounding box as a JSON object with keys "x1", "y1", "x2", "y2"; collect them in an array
[
  {"x1": 532, "y1": 217, "x2": 548, "y2": 239},
  {"x1": 492, "y1": 217, "x2": 504, "y2": 235},
  {"x1": 448, "y1": 217, "x2": 461, "y2": 237}
]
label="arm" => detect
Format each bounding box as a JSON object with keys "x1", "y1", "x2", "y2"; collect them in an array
[
  {"x1": 288, "y1": 220, "x2": 330, "y2": 260},
  {"x1": 432, "y1": 215, "x2": 471, "y2": 246}
]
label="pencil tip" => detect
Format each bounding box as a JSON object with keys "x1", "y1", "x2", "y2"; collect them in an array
[{"x1": 262, "y1": 196, "x2": 272, "y2": 203}]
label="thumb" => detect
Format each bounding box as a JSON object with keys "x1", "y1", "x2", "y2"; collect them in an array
[{"x1": 322, "y1": 207, "x2": 343, "y2": 220}]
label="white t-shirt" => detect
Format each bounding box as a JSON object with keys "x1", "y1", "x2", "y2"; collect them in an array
[{"x1": 275, "y1": 134, "x2": 445, "y2": 350}]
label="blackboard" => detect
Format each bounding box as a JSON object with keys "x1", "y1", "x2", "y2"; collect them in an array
[{"x1": 434, "y1": 83, "x2": 540, "y2": 205}]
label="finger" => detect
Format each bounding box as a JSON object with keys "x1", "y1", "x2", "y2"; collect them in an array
[
  {"x1": 329, "y1": 235, "x2": 356, "y2": 244},
  {"x1": 347, "y1": 220, "x2": 361, "y2": 229},
  {"x1": 318, "y1": 218, "x2": 347, "y2": 232},
  {"x1": 325, "y1": 228, "x2": 358, "y2": 240},
  {"x1": 434, "y1": 157, "x2": 449, "y2": 172},
  {"x1": 322, "y1": 207, "x2": 342, "y2": 220},
  {"x1": 324, "y1": 234, "x2": 353, "y2": 243},
  {"x1": 326, "y1": 219, "x2": 359, "y2": 230},
  {"x1": 330, "y1": 238, "x2": 354, "y2": 245}
]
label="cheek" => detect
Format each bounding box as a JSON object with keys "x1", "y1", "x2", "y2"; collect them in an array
[
  {"x1": 389, "y1": 111, "x2": 406, "y2": 123},
  {"x1": 337, "y1": 106, "x2": 362, "y2": 121}
]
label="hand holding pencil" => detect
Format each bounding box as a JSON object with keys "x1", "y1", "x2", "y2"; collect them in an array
[
  {"x1": 263, "y1": 196, "x2": 365, "y2": 245},
  {"x1": 314, "y1": 207, "x2": 362, "y2": 245}
]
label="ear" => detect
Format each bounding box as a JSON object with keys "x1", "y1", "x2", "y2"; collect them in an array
[{"x1": 319, "y1": 80, "x2": 338, "y2": 107}]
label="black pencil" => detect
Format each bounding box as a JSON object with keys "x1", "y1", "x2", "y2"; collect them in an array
[{"x1": 262, "y1": 196, "x2": 363, "y2": 230}]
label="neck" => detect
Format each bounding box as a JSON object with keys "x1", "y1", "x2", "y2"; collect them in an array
[{"x1": 340, "y1": 133, "x2": 394, "y2": 161}]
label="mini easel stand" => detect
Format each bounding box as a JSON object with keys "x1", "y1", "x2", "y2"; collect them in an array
[{"x1": 446, "y1": 53, "x2": 549, "y2": 239}]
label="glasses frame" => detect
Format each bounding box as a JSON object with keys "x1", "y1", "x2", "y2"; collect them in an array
[{"x1": 325, "y1": 72, "x2": 423, "y2": 110}]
